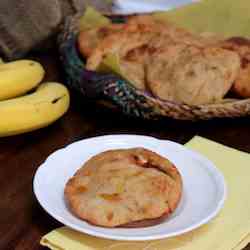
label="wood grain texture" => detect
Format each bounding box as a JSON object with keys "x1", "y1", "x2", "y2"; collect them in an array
[{"x1": 0, "y1": 50, "x2": 250, "y2": 250}]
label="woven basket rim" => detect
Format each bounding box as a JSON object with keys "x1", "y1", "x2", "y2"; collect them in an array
[{"x1": 59, "y1": 13, "x2": 250, "y2": 120}]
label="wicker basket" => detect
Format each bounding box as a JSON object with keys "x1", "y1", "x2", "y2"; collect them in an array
[{"x1": 58, "y1": 14, "x2": 250, "y2": 120}]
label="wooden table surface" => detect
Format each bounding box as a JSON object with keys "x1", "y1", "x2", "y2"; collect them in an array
[{"x1": 1, "y1": 51, "x2": 250, "y2": 250}]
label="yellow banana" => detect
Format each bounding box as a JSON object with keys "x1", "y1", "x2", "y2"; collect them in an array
[
  {"x1": 0, "y1": 59, "x2": 45, "y2": 100},
  {"x1": 0, "y1": 82, "x2": 70, "y2": 137}
]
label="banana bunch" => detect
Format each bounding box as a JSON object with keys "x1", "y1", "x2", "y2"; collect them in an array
[{"x1": 0, "y1": 59, "x2": 70, "y2": 137}]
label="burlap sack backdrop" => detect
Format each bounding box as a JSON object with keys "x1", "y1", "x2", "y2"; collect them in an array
[{"x1": 0, "y1": 0, "x2": 112, "y2": 59}]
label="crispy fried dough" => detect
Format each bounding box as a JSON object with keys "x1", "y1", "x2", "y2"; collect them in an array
[
  {"x1": 147, "y1": 44, "x2": 240, "y2": 105},
  {"x1": 85, "y1": 21, "x2": 160, "y2": 90},
  {"x1": 85, "y1": 22, "x2": 161, "y2": 70},
  {"x1": 219, "y1": 37, "x2": 250, "y2": 98},
  {"x1": 64, "y1": 148, "x2": 182, "y2": 228},
  {"x1": 78, "y1": 14, "x2": 242, "y2": 103},
  {"x1": 120, "y1": 44, "x2": 150, "y2": 90},
  {"x1": 85, "y1": 15, "x2": 203, "y2": 90},
  {"x1": 78, "y1": 24, "x2": 124, "y2": 58}
]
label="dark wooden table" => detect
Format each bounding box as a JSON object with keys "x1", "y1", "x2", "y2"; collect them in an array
[{"x1": 1, "y1": 51, "x2": 250, "y2": 250}]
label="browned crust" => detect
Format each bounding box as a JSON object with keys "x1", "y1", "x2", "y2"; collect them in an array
[
  {"x1": 64, "y1": 148, "x2": 182, "y2": 228},
  {"x1": 77, "y1": 23, "x2": 124, "y2": 58},
  {"x1": 220, "y1": 37, "x2": 250, "y2": 98}
]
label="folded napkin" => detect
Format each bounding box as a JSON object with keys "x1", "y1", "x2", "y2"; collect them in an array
[
  {"x1": 154, "y1": 0, "x2": 250, "y2": 38},
  {"x1": 41, "y1": 136, "x2": 250, "y2": 250}
]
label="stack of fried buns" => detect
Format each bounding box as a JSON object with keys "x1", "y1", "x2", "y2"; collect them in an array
[{"x1": 78, "y1": 15, "x2": 250, "y2": 105}]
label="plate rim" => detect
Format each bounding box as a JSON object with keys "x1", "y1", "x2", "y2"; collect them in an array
[{"x1": 33, "y1": 134, "x2": 227, "y2": 241}]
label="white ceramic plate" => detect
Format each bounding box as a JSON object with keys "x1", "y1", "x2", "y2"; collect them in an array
[{"x1": 33, "y1": 135, "x2": 226, "y2": 241}]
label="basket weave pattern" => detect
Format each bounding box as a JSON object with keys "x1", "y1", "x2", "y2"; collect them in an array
[{"x1": 58, "y1": 14, "x2": 250, "y2": 120}]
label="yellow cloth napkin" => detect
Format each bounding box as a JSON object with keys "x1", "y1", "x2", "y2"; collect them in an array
[
  {"x1": 153, "y1": 0, "x2": 250, "y2": 38},
  {"x1": 41, "y1": 136, "x2": 250, "y2": 250}
]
